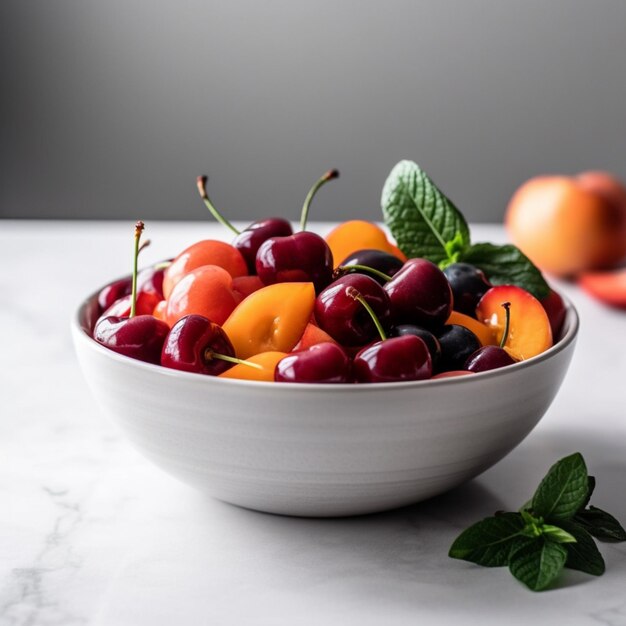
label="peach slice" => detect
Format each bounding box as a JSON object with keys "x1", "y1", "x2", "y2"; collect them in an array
[
  {"x1": 579, "y1": 268, "x2": 626, "y2": 309},
  {"x1": 476, "y1": 286, "x2": 552, "y2": 361}
]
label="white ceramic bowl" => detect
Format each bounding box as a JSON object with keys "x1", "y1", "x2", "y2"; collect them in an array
[{"x1": 72, "y1": 289, "x2": 578, "y2": 517}]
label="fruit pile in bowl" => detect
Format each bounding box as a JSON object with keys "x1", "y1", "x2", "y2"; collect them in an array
[{"x1": 72, "y1": 161, "x2": 579, "y2": 517}]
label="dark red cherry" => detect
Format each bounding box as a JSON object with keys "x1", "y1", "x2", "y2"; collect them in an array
[
  {"x1": 540, "y1": 289, "x2": 567, "y2": 340},
  {"x1": 443, "y1": 263, "x2": 491, "y2": 317},
  {"x1": 384, "y1": 259, "x2": 452, "y2": 328},
  {"x1": 353, "y1": 335, "x2": 432, "y2": 383},
  {"x1": 314, "y1": 274, "x2": 392, "y2": 346},
  {"x1": 338, "y1": 249, "x2": 404, "y2": 284},
  {"x1": 256, "y1": 231, "x2": 334, "y2": 292},
  {"x1": 98, "y1": 291, "x2": 160, "y2": 324},
  {"x1": 161, "y1": 314, "x2": 236, "y2": 376},
  {"x1": 97, "y1": 278, "x2": 132, "y2": 313},
  {"x1": 465, "y1": 345, "x2": 517, "y2": 373},
  {"x1": 390, "y1": 324, "x2": 441, "y2": 366},
  {"x1": 436, "y1": 324, "x2": 481, "y2": 372},
  {"x1": 94, "y1": 315, "x2": 169, "y2": 364},
  {"x1": 137, "y1": 265, "x2": 166, "y2": 301},
  {"x1": 275, "y1": 342, "x2": 352, "y2": 383},
  {"x1": 232, "y1": 218, "x2": 293, "y2": 274}
]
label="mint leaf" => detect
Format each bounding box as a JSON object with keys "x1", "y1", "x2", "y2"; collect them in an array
[
  {"x1": 574, "y1": 506, "x2": 626, "y2": 542},
  {"x1": 541, "y1": 524, "x2": 577, "y2": 544},
  {"x1": 449, "y1": 513, "x2": 525, "y2": 567},
  {"x1": 579, "y1": 476, "x2": 596, "y2": 511},
  {"x1": 531, "y1": 453, "x2": 589, "y2": 522},
  {"x1": 509, "y1": 540, "x2": 567, "y2": 591},
  {"x1": 557, "y1": 520, "x2": 605, "y2": 576},
  {"x1": 458, "y1": 243, "x2": 550, "y2": 300},
  {"x1": 381, "y1": 160, "x2": 470, "y2": 265}
]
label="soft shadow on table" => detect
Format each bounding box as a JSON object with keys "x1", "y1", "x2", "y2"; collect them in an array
[{"x1": 191, "y1": 428, "x2": 626, "y2": 606}]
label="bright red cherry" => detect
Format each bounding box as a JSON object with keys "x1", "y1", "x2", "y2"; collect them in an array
[
  {"x1": 94, "y1": 315, "x2": 169, "y2": 364},
  {"x1": 314, "y1": 274, "x2": 392, "y2": 346},
  {"x1": 94, "y1": 221, "x2": 169, "y2": 363},
  {"x1": 384, "y1": 258, "x2": 452, "y2": 328},
  {"x1": 275, "y1": 342, "x2": 352, "y2": 383},
  {"x1": 161, "y1": 314, "x2": 239, "y2": 376},
  {"x1": 255, "y1": 170, "x2": 339, "y2": 292},
  {"x1": 97, "y1": 277, "x2": 131, "y2": 313},
  {"x1": 353, "y1": 335, "x2": 432, "y2": 383},
  {"x1": 196, "y1": 176, "x2": 293, "y2": 274}
]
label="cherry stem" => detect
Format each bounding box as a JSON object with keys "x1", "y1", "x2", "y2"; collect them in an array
[
  {"x1": 500, "y1": 301, "x2": 511, "y2": 349},
  {"x1": 300, "y1": 169, "x2": 339, "y2": 232},
  {"x1": 138, "y1": 239, "x2": 151, "y2": 254},
  {"x1": 196, "y1": 176, "x2": 241, "y2": 236},
  {"x1": 204, "y1": 350, "x2": 263, "y2": 370},
  {"x1": 129, "y1": 220, "x2": 145, "y2": 318},
  {"x1": 346, "y1": 286, "x2": 387, "y2": 341},
  {"x1": 336, "y1": 264, "x2": 392, "y2": 283}
]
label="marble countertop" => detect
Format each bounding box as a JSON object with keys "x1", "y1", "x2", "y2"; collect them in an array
[{"x1": 2, "y1": 220, "x2": 626, "y2": 626}]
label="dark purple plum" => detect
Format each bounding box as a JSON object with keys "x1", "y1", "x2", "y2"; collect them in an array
[
  {"x1": 337, "y1": 249, "x2": 404, "y2": 284},
  {"x1": 436, "y1": 324, "x2": 481, "y2": 373},
  {"x1": 443, "y1": 263, "x2": 491, "y2": 317}
]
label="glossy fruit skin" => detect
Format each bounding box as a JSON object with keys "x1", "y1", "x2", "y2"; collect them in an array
[
  {"x1": 579, "y1": 268, "x2": 626, "y2": 309},
  {"x1": 223, "y1": 282, "x2": 316, "y2": 359},
  {"x1": 163, "y1": 240, "x2": 247, "y2": 298},
  {"x1": 137, "y1": 265, "x2": 166, "y2": 301},
  {"x1": 97, "y1": 278, "x2": 132, "y2": 313},
  {"x1": 232, "y1": 218, "x2": 293, "y2": 274},
  {"x1": 256, "y1": 231, "x2": 334, "y2": 293},
  {"x1": 315, "y1": 274, "x2": 392, "y2": 346},
  {"x1": 353, "y1": 335, "x2": 432, "y2": 383},
  {"x1": 93, "y1": 315, "x2": 170, "y2": 364},
  {"x1": 436, "y1": 325, "x2": 481, "y2": 372},
  {"x1": 445, "y1": 310, "x2": 496, "y2": 347},
  {"x1": 275, "y1": 342, "x2": 352, "y2": 384},
  {"x1": 165, "y1": 265, "x2": 240, "y2": 328},
  {"x1": 465, "y1": 346, "x2": 516, "y2": 373},
  {"x1": 325, "y1": 220, "x2": 406, "y2": 267},
  {"x1": 338, "y1": 249, "x2": 404, "y2": 284},
  {"x1": 540, "y1": 289, "x2": 567, "y2": 339},
  {"x1": 292, "y1": 323, "x2": 337, "y2": 351},
  {"x1": 390, "y1": 324, "x2": 441, "y2": 367},
  {"x1": 476, "y1": 285, "x2": 552, "y2": 361},
  {"x1": 505, "y1": 174, "x2": 626, "y2": 276},
  {"x1": 443, "y1": 263, "x2": 491, "y2": 317},
  {"x1": 98, "y1": 291, "x2": 161, "y2": 325},
  {"x1": 161, "y1": 314, "x2": 235, "y2": 376},
  {"x1": 384, "y1": 258, "x2": 452, "y2": 328}
]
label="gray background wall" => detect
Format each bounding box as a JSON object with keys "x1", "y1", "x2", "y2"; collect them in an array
[{"x1": 2, "y1": 0, "x2": 626, "y2": 222}]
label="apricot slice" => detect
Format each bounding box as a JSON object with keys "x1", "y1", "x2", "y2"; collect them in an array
[
  {"x1": 219, "y1": 351, "x2": 287, "y2": 382},
  {"x1": 223, "y1": 282, "x2": 315, "y2": 359},
  {"x1": 579, "y1": 268, "x2": 626, "y2": 309},
  {"x1": 446, "y1": 310, "x2": 498, "y2": 347},
  {"x1": 163, "y1": 240, "x2": 248, "y2": 298},
  {"x1": 476, "y1": 286, "x2": 552, "y2": 361},
  {"x1": 325, "y1": 220, "x2": 406, "y2": 267}
]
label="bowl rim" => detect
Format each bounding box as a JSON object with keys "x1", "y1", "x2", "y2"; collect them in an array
[{"x1": 72, "y1": 284, "x2": 579, "y2": 393}]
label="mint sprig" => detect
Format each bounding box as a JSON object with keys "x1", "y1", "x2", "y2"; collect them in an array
[
  {"x1": 381, "y1": 160, "x2": 551, "y2": 299},
  {"x1": 449, "y1": 453, "x2": 625, "y2": 591}
]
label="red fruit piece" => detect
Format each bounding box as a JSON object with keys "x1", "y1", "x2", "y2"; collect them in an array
[
  {"x1": 579, "y1": 268, "x2": 626, "y2": 309},
  {"x1": 163, "y1": 240, "x2": 247, "y2": 298},
  {"x1": 275, "y1": 342, "x2": 352, "y2": 384},
  {"x1": 165, "y1": 265, "x2": 240, "y2": 327},
  {"x1": 292, "y1": 323, "x2": 338, "y2": 351},
  {"x1": 540, "y1": 289, "x2": 567, "y2": 339}
]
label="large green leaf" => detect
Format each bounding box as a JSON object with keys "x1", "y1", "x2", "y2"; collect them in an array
[
  {"x1": 558, "y1": 520, "x2": 605, "y2": 576},
  {"x1": 459, "y1": 243, "x2": 550, "y2": 300},
  {"x1": 448, "y1": 513, "x2": 525, "y2": 567},
  {"x1": 531, "y1": 453, "x2": 589, "y2": 522},
  {"x1": 381, "y1": 160, "x2": 470, "y2": 265},
  {"x1": 509, "y1": 539, "x2": 567, "y2": 591},
  {"x1": 574, "y1": 506, "x2": 626, "y2": 542}
]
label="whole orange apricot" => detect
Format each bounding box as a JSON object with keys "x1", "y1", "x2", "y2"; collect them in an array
[{"x1": 505, "y1": 173, "x2": 626, "y2": 277}]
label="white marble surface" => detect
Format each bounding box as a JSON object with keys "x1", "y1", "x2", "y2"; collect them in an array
[{"x1": 2, "y1": 220, "x2": 626, "y2": 626}]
